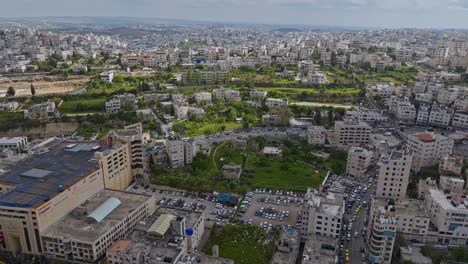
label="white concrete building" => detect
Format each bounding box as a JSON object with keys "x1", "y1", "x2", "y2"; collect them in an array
[
  {"x1": 333, "y1": 120, "x2": 371, "y2": 149},
  {"x1": 416, "y1": 104, "x2": 430, "y2": 126},
  {"x1": 451, "y1": 111, "x2": 468, "y2": 129},
  {"x1": 367, "y1": 83, "x2": 395, "y2": 98},
  {"x1": 300, "y1": 188, "x2": 344, "y2": 241},
  {"x1": 225, "y1": 89, "x2": 241, "y2": 102},
  {"x1": 425, "y1": 188, "x2": 468, "y2": 245},
  {"x1": 100, "y1": 71, "x2": 115, "y2": 83},
  {"x1": 250, "y1": 90, "x2": 267, "y2": 99},
  {"x1": 308, "y1": 71, "x2": 327, "y2": 84},
  {"x1": 428, "y1": 104, "x2": 453, "y2": 127},
  {"x1": 376, "y1": 149, "x2": 413, "y2": 199},
  {"x1": 193, "y1": 92, "x2": 212, "y2": 103},
  {"x1": 407, "y1": 132, "x2": 454, "y2": 172},
  {"x1": 388, "y1": 95, "x2": 416, "y2": 122},
  {"x1": 346, "y1": 147, "x2": 374, "y2": 178},
  {"x1": 0, "y1": 137, "x2": 28, "y2": 154},
  {"x1": 266, "y1": 98, "x2": 289, "y2": 109},
  {"x1": 345, "y1": 108, "x2": 387, "y2": 123}
]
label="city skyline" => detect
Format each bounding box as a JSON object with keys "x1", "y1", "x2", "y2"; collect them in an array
[{"x1": 1, "y1": 0, "x2": 468, "y2": 29}]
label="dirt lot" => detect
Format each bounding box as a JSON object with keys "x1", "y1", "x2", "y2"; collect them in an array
[
  {"x1": 0, "y1": 122, "x2": 79, "y2": 138},
  {"x1": 238, "y1": 191, "x2": 304, "y2": 229},
  {"x1": 0, "y1": 75, "x2": 89, "y2": 96}
]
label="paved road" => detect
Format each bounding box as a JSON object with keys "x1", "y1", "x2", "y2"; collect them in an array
[{"x1": 341, "y1": 168, "x2": 378, "y2": 264}]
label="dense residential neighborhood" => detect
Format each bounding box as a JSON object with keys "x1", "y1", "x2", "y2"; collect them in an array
[{"x1": 0, "y1": 15, "x2": 467, "y2": 264}]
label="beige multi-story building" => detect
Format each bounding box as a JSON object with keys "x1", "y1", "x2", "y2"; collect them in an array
[
  {"x1": 0, "y1": 139, "x2": 139, "y2": 257},
  {"x1": 113, "y1": 126, "x2": 145, "y2": 177},
  {"x1": 407, "y1": 132, "x2": 454, "y2": 172},
  {"x1": 300, "y1": 188, "x2": 344, "y2": 241},
  {"x1": 439, "y1": 176, "x2": 465, "y2": 193},
  {"x1": 41, "y1": 189, "x2": 155, "y2": 263},
  {"x1": 437, "y1": 87, "x2": 459, "y2": 105},
  {"x1": 439, "y1": 155, "x2": 464, "y2": 175},
  {"x1": 333, "y1": 120, "x2": 371, "y2": 149},
  {"x1": 307, "y1": 126, "x2": 327, "y2": 145},
  {"x1": 346, "y1": 147, "x2": 374, "y2": 178},
  {"x1": 166, "y1": 139, "x2": 185, "y2": 169},
  {"x1": 95, "y1": 142, "x2": 133, "y2": 191},
  {"x1": 376, "y1": 149, "x2": 413, "y2": 199}
]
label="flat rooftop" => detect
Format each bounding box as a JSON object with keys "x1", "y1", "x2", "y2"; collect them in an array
[
  {"x1": 302, "y1": 235, "x2": 336, "y2": 264},
  {"x1": 373, "y1": 198, "x2": 428, "y2": 218},
  {"x1": 0, "y1": 140, "x2": 108, "y2": 208},
  {"x1": 42, "y1": 189, "x2": 152, "y2": 242}
]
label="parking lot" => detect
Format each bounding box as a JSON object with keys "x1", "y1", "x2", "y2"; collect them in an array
[
  {"x1": 237, "y1": 189, "x2": 304, "y2": 230},
  {"x1": 127, "y1": 184, "x2": 237, "y2": 224}
]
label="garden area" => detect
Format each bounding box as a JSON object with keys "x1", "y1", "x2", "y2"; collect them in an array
[
  {"x1": 202, "y1": 224, "x2": 277, "y2": 264},
  {"x1": 420, "y1": 245, "x2": 468, "y2": 264}
]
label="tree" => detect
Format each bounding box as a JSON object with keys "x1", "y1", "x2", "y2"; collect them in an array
[
  {"x1": 314, "y1": 109, "x2": 321, "y2": 125},
  {"x1": 30, "y1": 84, "x2": 36, "y2": 96},
  {"x1": 243, "y1": 120, "x2": 249, "y2": 129},
  {"x1": 6, "y1": 86, "x2": 15, "y2": 97}
]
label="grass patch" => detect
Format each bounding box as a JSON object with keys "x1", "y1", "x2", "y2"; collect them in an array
[
  {"x1": 59, "y1": 98, "x2": 106, "y2": 113},
  {"x1": 175, "y1": 121, "x2": 243, "y2": 137},
  {"x1": 248, "y1": 157, "x2": 323, "y2": 191},
  {"x1": 203, "y1": 224, "x2": 277, "y2": 264}
]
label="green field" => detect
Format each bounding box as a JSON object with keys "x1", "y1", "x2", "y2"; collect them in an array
[
  {"x1": 250, "y1": 159, "x2": 323, "y2": 191},
  {"x1": 59, "y1": 98, "x2": 106, "y2": 113},
  {"x1": 175, "y1": 121, "x2": 243, "y2": 137},
  {"x1": 203, "y1": 224, "x2": 276, "y2": 264}
]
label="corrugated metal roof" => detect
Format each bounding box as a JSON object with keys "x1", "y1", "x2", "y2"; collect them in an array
[
  {"x1": 148, "y1": 214, "x2": 175, "y2": 237},
  {"x1": 86, "y1": 197, "x2": 121, "y2": 223}
]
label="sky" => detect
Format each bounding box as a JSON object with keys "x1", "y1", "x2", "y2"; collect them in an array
[{"x1": 1, "y1": 0, "x2": 468, "y2": 28}]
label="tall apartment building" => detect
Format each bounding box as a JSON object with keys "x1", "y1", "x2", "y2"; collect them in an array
[
  {"x1": 300, "y1": 188, "x2": 344, "y2": 242},
  {"x1": 333, "y1": 120, "x2": 371, "y2": 149},
  {"x1": 367, "y1": 203, "x2": 397, "y2": 264},
  {"x1": 166, "y1": 139, "x2": 185, "y2": 169},
  {"x1": 425, "y1": 188, "x2": 468, "y2": 245},
  {"x1": 407, "y1": 132, "x2": 454, "y2": 172},
  {"x1": 193, "y1": 92, "x2": 212, "y2": 103},
  {"x1": 416, "y1": 104, "x2": 430, "y2": 126},
  {"x1": 112, "y1": 127, "x2": 145, "y2": 177},
  {"x1": 437, "y1": 87, "x2": 459, "y2": 105},
  {"x1": 376, "y1": 149, "x2": 413, "y2": 199},
  {"x1": 346, "y1": 147, "x2": 374, "y2": 178}
]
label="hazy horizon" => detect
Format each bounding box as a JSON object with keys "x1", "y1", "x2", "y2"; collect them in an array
[{"x1": 1, "y1": 0, "x2": 468, "y2": 29}]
